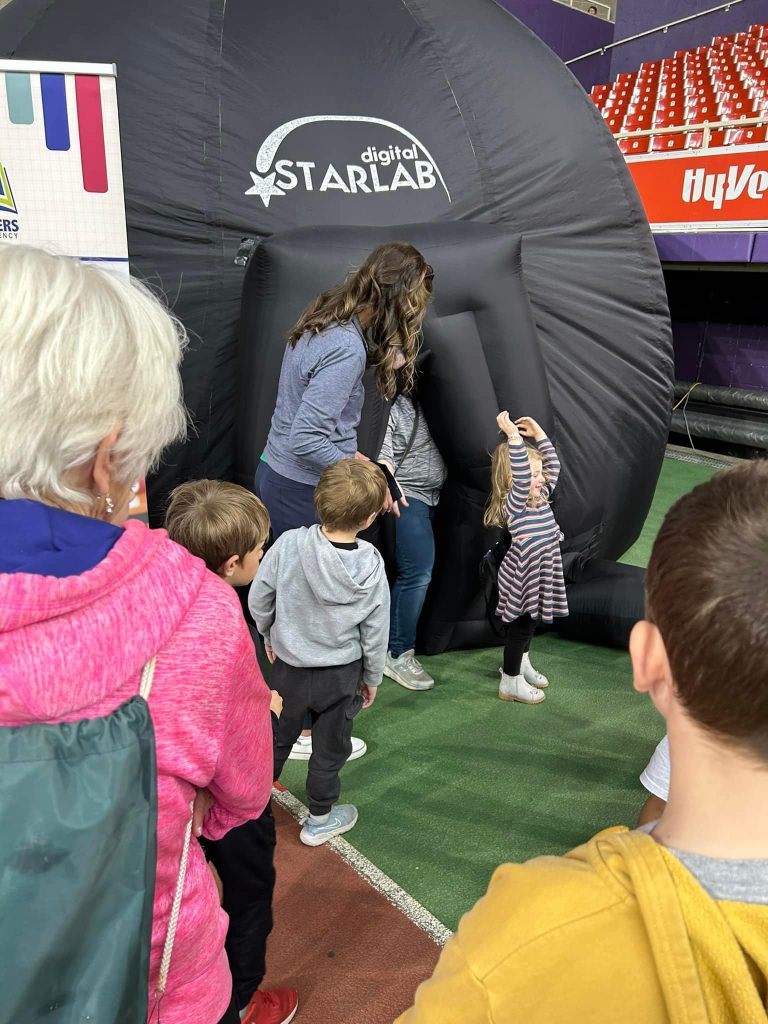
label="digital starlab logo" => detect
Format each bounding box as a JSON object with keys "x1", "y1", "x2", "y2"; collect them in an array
[
  {"x1": 0, "y1": 161, "x2": 20, "y2": 238},
  {"x1": 245, "y1": 115, "x2": 451, "y2": 208}
]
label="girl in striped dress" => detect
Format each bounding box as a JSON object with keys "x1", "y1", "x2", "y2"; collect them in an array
[{"x1": 484, "y1": 412, "x2": 568, "y2": 704}]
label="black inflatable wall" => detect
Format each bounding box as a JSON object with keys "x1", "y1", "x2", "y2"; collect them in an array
[
  {"x1": 1, "y1": 0, "x2": 673, "y2": 550},
  {"x1": 239, "y1": 223, "x2": 654, "y2": 652}
]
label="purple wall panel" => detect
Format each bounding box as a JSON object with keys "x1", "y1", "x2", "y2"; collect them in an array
[
  {"x1": 673, "y1": 320, "x2": 768, "y2": 389},
  {"x1": 732, "y1": 323, "x2": 768, "y2": 386},
  {"x1": 672, "y1": 320, "x2": 706, "y2": 378},
  {"x1": 699, "y1": 322, "x2": 739, "y2": 383},
  {"x1": 655, "y1": 232, "x2": 757, "y2": 262},
  {"x1": 495, "y1": 0, "x2": 614, "y2": 87},
  {"x1": 610, "y1": 0, "x2": 768, "y2": 77}
]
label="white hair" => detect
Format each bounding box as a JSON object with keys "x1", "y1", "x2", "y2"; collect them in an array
[{"x1": 0, "y1": 244, "x2": 188, "y2": 506}]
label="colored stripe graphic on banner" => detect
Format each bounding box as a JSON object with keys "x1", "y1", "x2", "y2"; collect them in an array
[
  {"x1": 5, "y1": 73, "x2": 34, "y2": 124},
  {"x1": 40, "y1": 74, "x2": 70, "y2": 151},
  {"x1": 74, "y1": 76, "x2": 108, "y2": 193}
]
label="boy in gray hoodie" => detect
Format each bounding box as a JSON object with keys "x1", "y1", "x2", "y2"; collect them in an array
[{"x1": 249, "y1": 459, "x2": 390, "y2": 846}]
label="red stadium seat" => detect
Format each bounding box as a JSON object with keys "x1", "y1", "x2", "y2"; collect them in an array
[
  {"x1": 719, "y1": 97, "x2": 756, "y2": 117},
  {"x1": 687, "y1": 102, "x2": 718, "y2": 119},
  {"x1": 593, "y1": 25, "x2": 768, "y2": 157},
  {"x1": 625, "y1": 114, "x2": 653, "y2": 131},
  {"x1": 619, "y1": 136, "x2": 650, "y2": 155},
  {"x1": 726, "y1": 124, "x2": 768, "y2": 144},
  {"x1": 705, "y1": 129, "x2": 728, "y2": 147},
  {"x1": 651, "y1": 133, "x2": 686, "y2": 151}
]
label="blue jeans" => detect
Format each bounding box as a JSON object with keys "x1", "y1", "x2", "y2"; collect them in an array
[{"x1": 389, "y1": 498, "x2": 436, "y2": 657}]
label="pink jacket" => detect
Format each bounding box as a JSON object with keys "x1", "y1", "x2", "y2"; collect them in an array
[{"x1": 0, "y1": 519, "x2": 273, "y2": 1024}]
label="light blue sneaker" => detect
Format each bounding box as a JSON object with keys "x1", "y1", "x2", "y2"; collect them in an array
[{"x1": 299, "y1": 804, "x2": 358, "y2": 847}]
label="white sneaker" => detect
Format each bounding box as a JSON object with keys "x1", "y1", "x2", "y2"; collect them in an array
[
  {"x1": 498, "y1": 669, "x2": 546, "y2": 704},
  {"x1": 521, "y1": 652, "x2": 549, "y2": 689},
  {"x1": 287, "y1": 735, "x2": 367, "y2": 761},
  {"x1": 384, "y1": 650, "x2": 435, "y2": 691}
]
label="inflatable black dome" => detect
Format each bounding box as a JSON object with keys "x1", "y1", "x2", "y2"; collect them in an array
[{"x1": 1, "y1": 0, "x2": 673, "y2": 650}]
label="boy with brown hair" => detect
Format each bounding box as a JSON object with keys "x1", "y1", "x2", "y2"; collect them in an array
[
  {"x1": 249, "y1": 459, "x2": 390, "y2": 846},
  {"x1": 165, "y1": 479, "x2": 271, "y2": 585},
  {"x1": 165, "y1": 481, "x2": 298, "y2": 1024},
  {"x1": 398, "y1": 461, "x2": 768, "y2": 1024}
]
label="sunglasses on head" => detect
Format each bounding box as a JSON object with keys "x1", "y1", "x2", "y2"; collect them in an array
[{"x1": 424, "y1": 264, "x2": 435, "y2": 291}]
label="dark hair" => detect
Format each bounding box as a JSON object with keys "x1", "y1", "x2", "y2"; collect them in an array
[
  {"x1": 288, "y1": 241, "x2": 432, "y2": 400},
  {"x1": 646, "y1": 460, "x2": 768, "y2": 759},
  {"x1": 165, "y1": 479, "x2": 270, "y2": 574},
  {"x1": 315, "y1": 460, "x2": 388, "y2": 532}
]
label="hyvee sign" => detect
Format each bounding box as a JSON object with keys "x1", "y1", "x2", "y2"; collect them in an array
[
  {"x1": 625, "y1": 144, "x2": 768, "y2": 230},
  {"x1": 245, "y1": 115, "x2": 451, "y2": 208}
]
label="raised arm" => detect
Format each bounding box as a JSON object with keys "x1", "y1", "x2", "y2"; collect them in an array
[
  {"x1": 497, "y1": 411, "x2": 531, "y2": 523},
  {"x1": 536, "y1": 437, "x2": 561, "y2": 493},
  {"x1": 506, "y1": 438, "x2": 532, "y2": 522}
]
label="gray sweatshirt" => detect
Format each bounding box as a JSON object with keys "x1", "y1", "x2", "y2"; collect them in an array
[
  {"x1": 248, "y1": 525, "x2": 390, "y2": 686},
  {"x1": 264, "y1": 320, "x2": 367, "y2": 485},
  {"x1": 378, "y1": 395, "x2": 446, "y2": 507}
]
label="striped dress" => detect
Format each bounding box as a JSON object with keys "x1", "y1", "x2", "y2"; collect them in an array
[{"x1": 496, "y1": 437, "x2": 568, "y2": 624}]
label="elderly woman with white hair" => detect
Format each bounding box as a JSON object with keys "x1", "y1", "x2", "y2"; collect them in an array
[{"x1": 0, "y1": 246, "x2": 273, "y2": 1024}]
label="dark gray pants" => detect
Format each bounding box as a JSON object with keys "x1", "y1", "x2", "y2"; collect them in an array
[{"x1": 272, "y1": 658, "x2": 363, "y2": 816}]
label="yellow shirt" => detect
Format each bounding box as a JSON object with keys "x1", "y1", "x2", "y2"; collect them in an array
[{"x1": 397, "y1": 829, "x2": 768, "y2": 1023}]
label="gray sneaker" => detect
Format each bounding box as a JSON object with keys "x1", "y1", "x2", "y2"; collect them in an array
[
  {"x1": 384, "y1": 650, "x2": 435, "y2": 691},
  {"x1": 299, "y1": 804, "x2": 359, "y2": 847}
]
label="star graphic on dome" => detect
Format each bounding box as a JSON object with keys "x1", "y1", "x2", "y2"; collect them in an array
[{"x1": 244, "y1": 170, "x2": 285, "y2": 208}]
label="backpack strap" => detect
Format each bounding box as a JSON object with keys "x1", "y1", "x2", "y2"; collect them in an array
[
  {"x1": 156, "y1": 806, "x2": 193, "y2": 997},
  {"x1": 138, "y1": 654, "x2": 194, "y2": 1004},
  {"x1": 139, "y1": 657, "x2": 157, "y2": 700}
]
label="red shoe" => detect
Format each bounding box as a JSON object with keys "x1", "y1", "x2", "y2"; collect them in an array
[{"x1": 242, "y1": 988, "x2": 299, "y2": 1024}]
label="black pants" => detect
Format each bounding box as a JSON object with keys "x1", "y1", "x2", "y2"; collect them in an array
[
  {"x1": 202, "y1": 805, "x2": 276, "y2": 1010},
  {"x1": 502, "y1": 614, "x2": 536, "y2": 675},
  {"x1": 272, "y1": 658, "x2": 363, "y2": 816},
  {"x1": 217, "y1": 991, "x2": 241, "y2": 1024}
]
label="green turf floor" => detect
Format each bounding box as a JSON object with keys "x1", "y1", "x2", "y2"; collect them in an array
[{"x1": 280, "y1": 454, "x2": 718, "y2": 931}]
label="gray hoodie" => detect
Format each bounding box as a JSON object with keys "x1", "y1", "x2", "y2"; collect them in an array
[{"x1": 249, "y1": 525, "x2": 390, "y2": 686}]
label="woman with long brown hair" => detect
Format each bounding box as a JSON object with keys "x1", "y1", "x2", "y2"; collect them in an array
[
  {"x1": 255, "y1": 240, "x2": 433, "y2": 761},
  {"x1": 257, "y1": 241, "x2": 432, "y2": 530}
]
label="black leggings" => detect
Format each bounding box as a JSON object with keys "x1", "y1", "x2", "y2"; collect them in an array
[
  {"x1": 217, "y1": 991, "x2": 241, "y2": 1024},
  {"x1": 502, "y1": 614, "x2": 536, "y2": 675}
]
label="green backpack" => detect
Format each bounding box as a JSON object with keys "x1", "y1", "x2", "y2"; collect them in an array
[{"x1": 0, "y1": 658, "x2": 191, "y2": 1023}]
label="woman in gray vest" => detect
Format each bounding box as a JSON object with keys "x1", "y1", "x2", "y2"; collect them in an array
[{"x1": 379, "y1": 392, "x2": 446, "y2": 690}]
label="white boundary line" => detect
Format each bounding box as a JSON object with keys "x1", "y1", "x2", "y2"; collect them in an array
[{"x1": 272, "y1": 786, "x2": 453, "y2": 948}]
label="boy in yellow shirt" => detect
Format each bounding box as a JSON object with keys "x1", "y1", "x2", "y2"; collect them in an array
[{"x1": 399, "y1": 462, "x2": 768, "y2": 1024}]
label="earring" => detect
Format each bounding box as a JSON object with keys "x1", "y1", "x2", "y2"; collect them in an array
[{"x1": 104, "y1": 494, "x2": 115, "y2": 516}]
